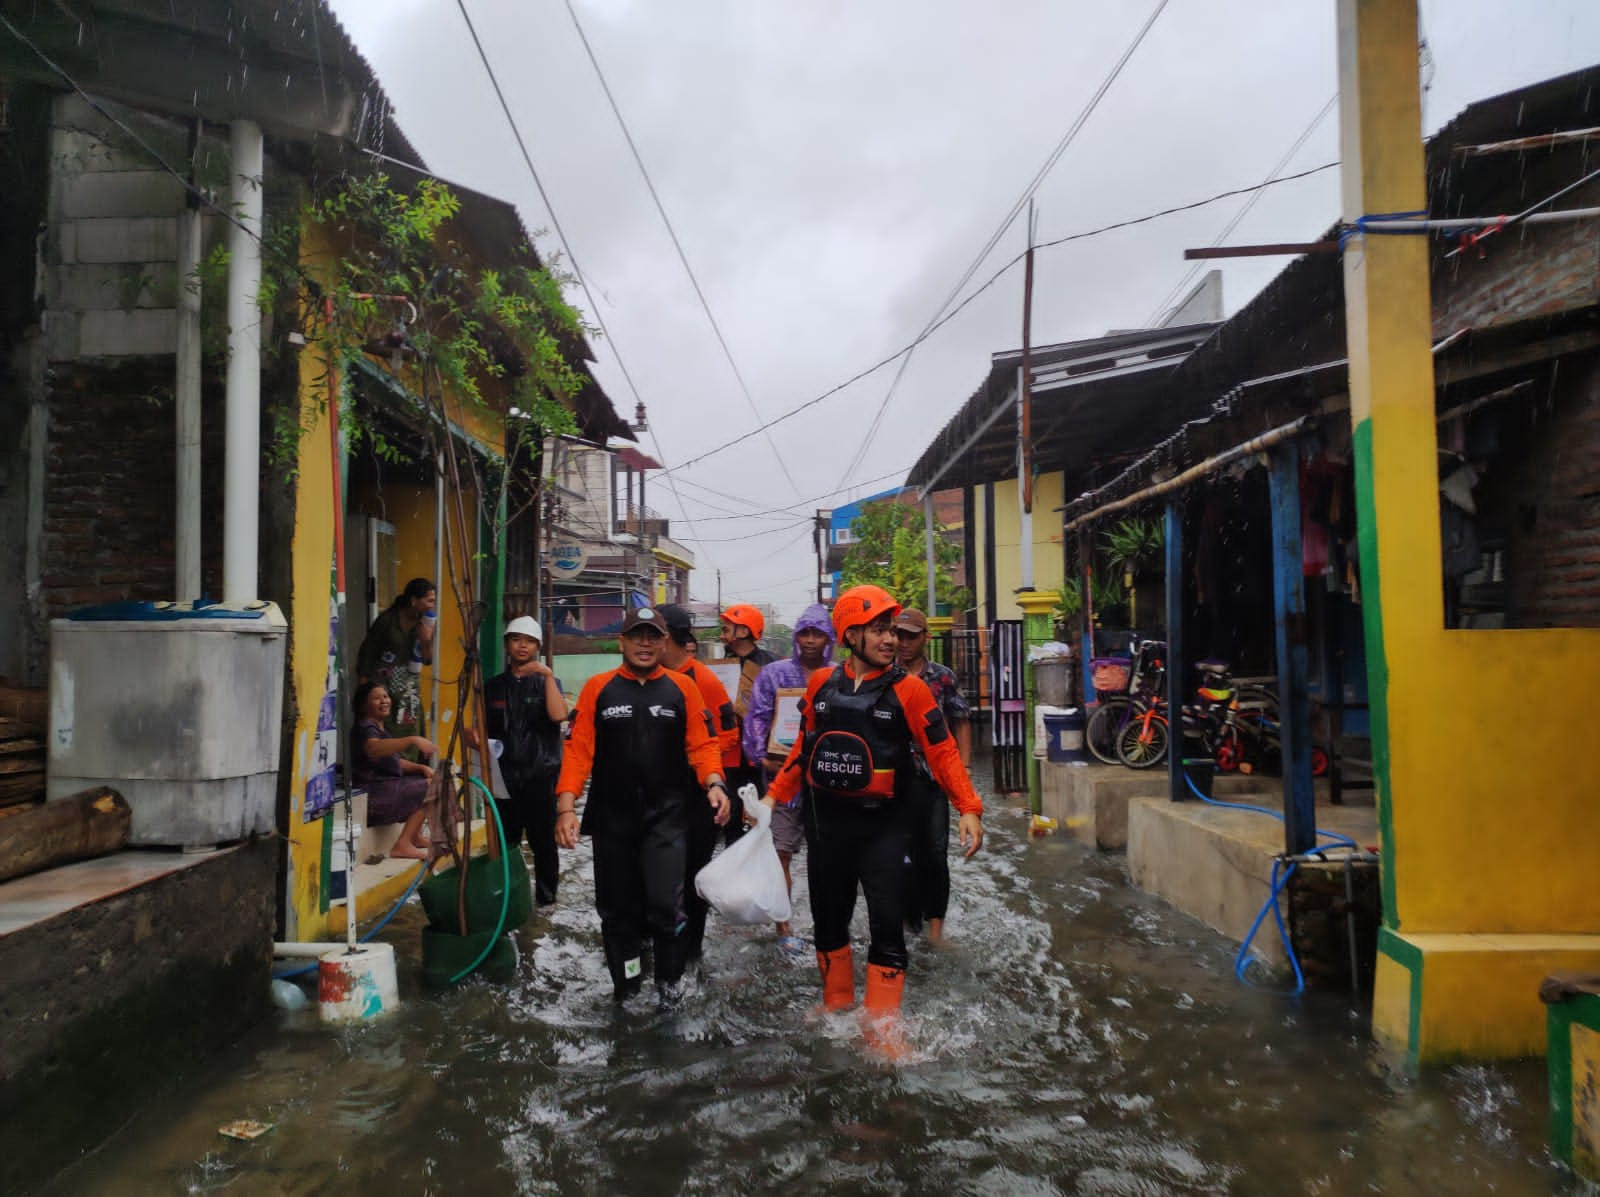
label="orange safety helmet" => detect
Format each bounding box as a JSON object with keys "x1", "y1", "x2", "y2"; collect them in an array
[
  {"x1": 831, "y1": 584, "x2": 901, "y2": 642},
  {"x1": 720, "y1": 603, "x2": 765, "y2": 641}
]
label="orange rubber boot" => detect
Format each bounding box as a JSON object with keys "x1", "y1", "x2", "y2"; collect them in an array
[
  {"x1": 862, "y1": 963, "x2": 907, "y2": 1060},
  {"x1": 818, "y1": 946, "x2": 855, "y2": 1011}
]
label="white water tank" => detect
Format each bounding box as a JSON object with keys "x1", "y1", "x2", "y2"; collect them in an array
[{"x1": 48, "y1": 602, "x2": 287, "y2": 848}]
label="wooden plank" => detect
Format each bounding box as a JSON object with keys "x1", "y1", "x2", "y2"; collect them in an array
[
  {"x1": 0, "y1": 759, "x2": 45, "y2": 775},
  {"x1": 0, "y1": 738, "x2": 45, "y2": 756},
  {"x1": 0, "y1": 787, "x2": 131, "y2": 883}
]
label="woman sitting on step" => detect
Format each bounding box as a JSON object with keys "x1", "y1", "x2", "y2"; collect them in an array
[{"x1": 350, "y1": 682, "x2": 438, "y2": 860}]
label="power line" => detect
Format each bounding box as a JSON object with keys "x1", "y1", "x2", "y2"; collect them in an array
[
  {"x1": 678, "y1": 463, "x2": 916, "y2": 528},
  {"x1": 833, "y1": 0, "x2": 1173, "y2": 491},
  {"x1": 659, "y1": 161, "x2": 1339, "y2": 481},
  {"x1": 679, "y1": 519, "x2": 811, "y2": 545},
  {"x1": 1144, "y1": 93, "x2": 1337, "y2": 327},
  {"x1": 453, "y1": 0, "x2": 714, "y2": 571},
  {"x1": 561, "y1": 0, "x2": 802, "y2": 501}
]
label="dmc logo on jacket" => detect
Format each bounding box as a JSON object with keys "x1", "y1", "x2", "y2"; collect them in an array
[{"x1": 600, "y1": 704, "x2": 633, "y2": 719}]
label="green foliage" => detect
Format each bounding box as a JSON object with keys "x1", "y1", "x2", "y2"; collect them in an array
[
  {"x1": 1101, "y1": 517, "x2": 1164, "y2": 580},
  {"x1": 283, "y1": 171, "x2": 587, "y2": 540},
  {"x1": 1054, "y1": 578, "x2": 1083, "y2": 622},
  {"x1": 839, "y1": 500, "x2": 971, "y2": 613}
]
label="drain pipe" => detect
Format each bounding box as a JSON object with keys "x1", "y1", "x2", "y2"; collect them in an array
[
  {"x1": 175, "y1": 120, "x2": 203, "y2": 602},
  {"x1": 223, "y1": 120, "x2": 264, "y2": 604}
]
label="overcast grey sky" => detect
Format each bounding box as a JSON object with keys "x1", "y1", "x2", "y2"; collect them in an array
[{"x1": 328, "y1": 0, "x2": 1599, "y2": 622}]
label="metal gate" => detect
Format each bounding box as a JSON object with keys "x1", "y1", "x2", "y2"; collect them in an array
[{"x1": 990, "y1": 619, "x2": 1027, "y2": 794}]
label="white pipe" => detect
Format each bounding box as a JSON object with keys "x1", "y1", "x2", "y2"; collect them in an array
[
  {"x1": 223, "y1": 120, "x2": 263, "y2": 604},
  {"x1": 1357, "y1": 206, "x2": 1600, "y2": 233},
  {"x1": 175, "y1": 204, "x2": 203, "y2": 601},
  {"x1": 273, "y1": 942, "x2": 337, "y2": 958}
]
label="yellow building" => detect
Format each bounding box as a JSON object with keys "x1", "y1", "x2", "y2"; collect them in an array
[
  {"x1": 279, "y1": 174, "x2": 631, "y2": 943},
  {"x1": 1338, "y1": 3, "x2": 1600, "y2": 1067}
]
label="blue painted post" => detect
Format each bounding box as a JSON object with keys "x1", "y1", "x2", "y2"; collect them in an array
[
  {"x1": 1165, "y1": 499, "x2": 1186, "y2": 802},
  {"x1": 1078, "y1": 529, "x2": 1096, "y2": 705},
  {"x1": 1268, "y1": 442, "x2": 1315, "y2": 854}
]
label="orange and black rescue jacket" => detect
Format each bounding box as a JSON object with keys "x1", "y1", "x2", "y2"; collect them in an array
[
  {"x1": 768, "y1": 661, "x2": 983, "y2": 815},
  {"x1": 678, "y1": 660, "x2": 741, "y2": 770},
  {"x1": 557, "y1": 665, "x2": 723, "y2": 836}
]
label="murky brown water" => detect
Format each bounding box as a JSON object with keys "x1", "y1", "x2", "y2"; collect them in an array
[{"x1": 44, "y1": 761, "x2": 1577, "y2": 1195}]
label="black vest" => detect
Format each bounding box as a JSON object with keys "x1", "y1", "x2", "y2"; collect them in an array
[{"x1": 805, "y1": 664, "x2": 909, "y2": 801}]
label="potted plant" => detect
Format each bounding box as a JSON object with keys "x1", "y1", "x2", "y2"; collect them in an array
[
  {"x1": 1101, "y1": 517, "x2": 1164, "y2": 630},
  {"x1": 1052, "y1": 578, "x2": 1083, "y2": 641}
]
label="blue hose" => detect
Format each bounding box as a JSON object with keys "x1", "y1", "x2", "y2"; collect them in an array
[
  {"x1": 1181, "y1": 767, "x2": 1362, "y2": 992},
  {"x1": 272, "y1": 859, "x2": 430, "y2": 981}
]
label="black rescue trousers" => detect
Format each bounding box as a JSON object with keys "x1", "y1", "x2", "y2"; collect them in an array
[
  {"x1": 721, "y1": 764, "x2": 759, "y2": 847},
  {"x1": 902, "y1": 772, "x2": 951, "y2": 932},
  {"x1": 805, "y1": 791, "x2": 914, "y2": 971},
  {"x1": 681, "y1": 801, "x2": 719, "y2": 964},
  {"x1": 494, "y1": 777, "x2": 559, "y2": 906},
  {"x1": 592, "y1": 818, "x2": 689, "y2": 1000}
]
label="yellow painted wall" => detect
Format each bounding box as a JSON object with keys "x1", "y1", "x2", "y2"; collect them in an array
[
  {"x1": 979, "y1": 472, "x2": 1064, "y2": 622},
  {"x1": 1344, "y1": 0, "x2": 1600, "y2": 1062},
  {"x1": 283, "y1": 331, "x2": 338, "y2": 941},
  {"x1": 283, "y1": 224, "x2": 496, "y2": 941}
]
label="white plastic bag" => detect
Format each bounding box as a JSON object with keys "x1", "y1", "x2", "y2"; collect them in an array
[{"x1": 694, "y1": 784, "x2": 792, "y2": 924}]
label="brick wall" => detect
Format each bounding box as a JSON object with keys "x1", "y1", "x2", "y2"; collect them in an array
[
  {"x1": 1430, "y1": 167, "x2": 1600, "y2": 339},
  {"x1": 42, "y1": 362, "x2": 225, "y2": 614},
  {"x1": 1498, "y1": 353, "x2": 1600, "y2": 628}
]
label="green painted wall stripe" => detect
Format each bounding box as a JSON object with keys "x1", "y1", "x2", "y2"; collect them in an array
[
  {"x1": 1352, "y1": 420, "x2": 1399, "y2": 929},
  {"x1": 1378, "y1": 928, "x2": 1423, "y2": 1072},
  {"x1": 318, "y1": 810, "x2": 333, "y2": 915},
  {"x1": 1549, "y1": 1003, "x2": 1574, "y2": 1164}
]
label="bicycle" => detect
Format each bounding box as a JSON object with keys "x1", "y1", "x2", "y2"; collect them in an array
[{"x1": 1084, "y1": 640, "x2": 1166, "y2": 765}]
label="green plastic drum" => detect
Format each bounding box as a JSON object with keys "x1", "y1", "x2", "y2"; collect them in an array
[
  {"x1": 418, "y1": 854, "x2": 532, "y2": 935},
  {"x1": 420, "y1": 925, "x2": 517, "y2": 988}
]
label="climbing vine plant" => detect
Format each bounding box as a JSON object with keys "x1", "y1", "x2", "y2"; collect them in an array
[{"x1": 293, "y1": 171, "x2": 584, "y2": 540}]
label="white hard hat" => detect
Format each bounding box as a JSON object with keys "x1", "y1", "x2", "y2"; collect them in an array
[{"x1": 505, "y1": 615, "x2": 543, "y2": 641}]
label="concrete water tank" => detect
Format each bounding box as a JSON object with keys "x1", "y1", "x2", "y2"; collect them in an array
[{"x1": 47, "y1": 602, "x2": 287, "y2": 848}]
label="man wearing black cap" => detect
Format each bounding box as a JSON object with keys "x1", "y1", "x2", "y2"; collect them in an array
[{"x1": 556, "y1": 607, "x2": 731, "y2": 1005}]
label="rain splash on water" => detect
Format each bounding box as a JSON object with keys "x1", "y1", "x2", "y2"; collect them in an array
[{"x1": 44, "y1": 766, "x2": 1577, "y2": 1195}]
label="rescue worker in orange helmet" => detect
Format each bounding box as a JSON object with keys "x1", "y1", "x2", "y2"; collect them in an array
[{"x1": 766, "y1": 585, "x2": 983, "y2": 1050}]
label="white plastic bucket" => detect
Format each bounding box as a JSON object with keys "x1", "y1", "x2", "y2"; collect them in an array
[{"x1": 317, "y1": 942, "x2": 399, "y2": 1023}]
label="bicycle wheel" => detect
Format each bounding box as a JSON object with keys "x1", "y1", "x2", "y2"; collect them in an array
[
  {"x1": 1116, "y1": 710, "x2": 1169, "y2": 769},
  {"x1": 1085, "y1": 698, "x2": 1131, "y2": 765}
]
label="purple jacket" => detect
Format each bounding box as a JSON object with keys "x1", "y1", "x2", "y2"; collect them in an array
[{"x1": 742, "y1": 603, "x2": 835, "y2": 765}]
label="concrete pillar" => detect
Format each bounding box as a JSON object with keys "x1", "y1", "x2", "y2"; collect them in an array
[
  {"x1": 223, "y1": 120, "x2": 263, "y2": 604},
  {"x1": 175, "y1": 203, "x2": 203, "y2": 601}
]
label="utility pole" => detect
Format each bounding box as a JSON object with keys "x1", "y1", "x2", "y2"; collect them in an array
[
  {"x1": 1018, "y1": 199, "x2": 1037, "y2": 591},
  {"x1": 813, "y1": 510, "x2": 828, "y2": 603},
  {"x1": 716, "y1": 568, "x2": 722, "y2": 611}
]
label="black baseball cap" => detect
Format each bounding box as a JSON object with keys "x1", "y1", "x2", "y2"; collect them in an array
[{"x1": 656, "y1": 603, "x2": 696, "y2": 647}]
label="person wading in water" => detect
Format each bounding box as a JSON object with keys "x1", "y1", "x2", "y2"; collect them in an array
[
  {"x1": 766, "y1": 585, "x2": 983, "y2": 1055},
  {"x1": 555, "y1": 607, "x2": 730, "y2": 1007}
]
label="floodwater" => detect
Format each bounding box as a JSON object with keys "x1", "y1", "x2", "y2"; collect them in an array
[{"x1": 47, "y1": 763, "x2": 1577, "y2": 1196}]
